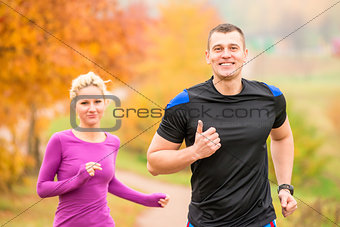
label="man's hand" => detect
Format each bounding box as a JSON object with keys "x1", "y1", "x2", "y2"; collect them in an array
[
  {"x1": 278, "y1": 189, "x2": 297, "y2": 217},
  {"x1": 147, "y1": 120, "x2": 221, "y2": 175},
  {"x1": 191, "y1": 120, "x2": 221, "y2": 160}
]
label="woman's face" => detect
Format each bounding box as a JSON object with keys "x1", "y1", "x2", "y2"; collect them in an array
[{"x1": 76, "y1": 86, "x2": 106, "y2": 128}]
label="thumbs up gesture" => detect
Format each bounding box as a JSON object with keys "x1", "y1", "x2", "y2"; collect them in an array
[{"x1": 192, "y1": 120, "x2": 221, "y2": 160}]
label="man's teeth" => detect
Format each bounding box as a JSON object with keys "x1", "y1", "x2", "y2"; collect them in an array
[{"x1": 221, "y1": 63, "x2": 233, "y2": 66}]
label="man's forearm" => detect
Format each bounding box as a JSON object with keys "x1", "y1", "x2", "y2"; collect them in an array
[
  {"x1": 147, "y1": 146, "x2": 198, "y2": 175},
  {"x1": 271, "y1": 136, "x2": 294, "y2": 185}
]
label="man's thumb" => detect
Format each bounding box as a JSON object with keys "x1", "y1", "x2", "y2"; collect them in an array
[{"x1": 197, "y1": 120, "x2": 203, "y2": 134}]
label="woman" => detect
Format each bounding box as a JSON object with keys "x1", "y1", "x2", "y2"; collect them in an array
[{"x1": 37, "y1": 72, "x2": 169, "y2": 227}]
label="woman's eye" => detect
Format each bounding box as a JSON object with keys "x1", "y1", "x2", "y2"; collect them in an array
[
  {"x1": 95, "y1": 100, "x2": 102, "y2": 103},
  {"x1": 80, "y1": 102, "x2": 88, "y2": 105}
]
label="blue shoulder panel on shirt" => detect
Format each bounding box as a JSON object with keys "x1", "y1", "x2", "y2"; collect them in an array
[
  {"x1": 166, "y1": 89, "x2": 189, "y2": 109},
  {"x1": 263, "y1": 83, "x2": 282, "y2": 97}
]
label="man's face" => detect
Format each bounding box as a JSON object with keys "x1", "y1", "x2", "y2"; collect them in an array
[{"x1": 205, "y1": 31, "x2": 248, "y2": 80}]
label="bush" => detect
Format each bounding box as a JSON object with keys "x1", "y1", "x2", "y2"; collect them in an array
[
  {"x1": 0, "y1": 138, "x2": 33, "y2": 192},
  {"x1": 268, "y1": 106, "x2": 328, "y2": 187}
]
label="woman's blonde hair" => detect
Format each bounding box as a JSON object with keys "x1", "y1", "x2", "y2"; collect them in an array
[{"x1": 70, "y1": 72, "x2": 110, "y2": 99}]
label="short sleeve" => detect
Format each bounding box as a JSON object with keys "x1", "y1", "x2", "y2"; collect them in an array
[
  {"x1": 157, "y1": 90, "x2": 189, "y2": 143},
  {"x1": 273, "y1": 94, "x2": 287, "y2": 128}
]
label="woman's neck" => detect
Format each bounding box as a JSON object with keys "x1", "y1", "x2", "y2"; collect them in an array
[{"x1": 72, "y1": 129, "x2": 106, "y2": 143}]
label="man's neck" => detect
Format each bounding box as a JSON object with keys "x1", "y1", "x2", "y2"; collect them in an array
[{"x1": 212, "y1": 75, "x2": 243, "y2": 96}]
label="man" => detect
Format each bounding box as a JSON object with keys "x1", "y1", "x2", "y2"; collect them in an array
[{"x1": 147, "y1": 23, "x2": 297, "y2": 227}]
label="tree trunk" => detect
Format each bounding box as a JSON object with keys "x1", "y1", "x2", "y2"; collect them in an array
[{"x1": 27, "y1": 103, "x2": 40, "y2": 173}]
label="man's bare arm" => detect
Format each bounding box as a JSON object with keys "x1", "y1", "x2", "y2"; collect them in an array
[
  {"x1": 270, "y1": 117, "x2": 297, "y2": 217},
  {"x1": 147, "y1": 120, "x2": 221, "y2": 176},
  {"x1": 270, "y1": 117, "x2": 294, "y2": 185}
]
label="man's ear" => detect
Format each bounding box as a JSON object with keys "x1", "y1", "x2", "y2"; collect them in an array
[
  {"x1": 243, "y1": 48, "x2": 248, "y2": 63},
  {"x1": 205, "y1": 50, "x2": 211, "y2": 64}
]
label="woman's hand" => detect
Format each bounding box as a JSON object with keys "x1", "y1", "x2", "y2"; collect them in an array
[
  {"x1": 85, "y1": 162, "x2": 102, "y2": 176},
  {"x1": 158, "y1": 194, "x2": 170, "y2": 207}
]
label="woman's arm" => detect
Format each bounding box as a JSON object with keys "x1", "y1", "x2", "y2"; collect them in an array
[
  {"x1": 108, "y1": 176, "x2": 167, "y2": 207},
  {"x1": 36, "y1": 134, "x2": 91, "y2": 198}
]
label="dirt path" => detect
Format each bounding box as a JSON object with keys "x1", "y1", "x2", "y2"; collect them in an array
[{"x1": 116, "y1": 170, "x2": 191, "y2": 227}]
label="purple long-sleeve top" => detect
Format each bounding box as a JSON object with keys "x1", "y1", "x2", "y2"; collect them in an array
[{"x1": 37, "y1": 129, "x2": 165, "y2": 227}]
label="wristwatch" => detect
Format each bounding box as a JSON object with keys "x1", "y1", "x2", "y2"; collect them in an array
[{"x1": 278, "y1": 184, "x2": 294, "y2": 196}]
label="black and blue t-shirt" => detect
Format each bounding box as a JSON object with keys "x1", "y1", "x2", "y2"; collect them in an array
[{"x1": 157, "y1": 76, "x2": 286, "y2": 227}]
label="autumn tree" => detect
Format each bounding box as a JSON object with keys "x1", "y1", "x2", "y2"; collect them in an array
[
  {"x1": 0, "y1": 0, "x2": 151, "y2": 185},
  {"x1": 116, "y1": 0, "x2": 221, "y2": 156}
]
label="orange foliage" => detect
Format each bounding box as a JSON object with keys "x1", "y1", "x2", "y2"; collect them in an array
[
  {"x1": 0, "y1": 0, "x2": 151, "y2": 182},
  {"x1": 116, "y1": 0, "x2": 221, "y2": 154}
]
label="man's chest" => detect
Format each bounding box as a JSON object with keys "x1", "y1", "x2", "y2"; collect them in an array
[{"x1": 184, "y1": 98, "x2": 276, "y2": 145}]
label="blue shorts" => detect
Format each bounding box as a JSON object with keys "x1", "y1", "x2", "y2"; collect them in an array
[{"x1": 187, "y1": 219, "x2": 277, "y2": 227}]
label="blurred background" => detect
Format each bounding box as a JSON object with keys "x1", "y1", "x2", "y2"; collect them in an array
[{"x1": 0, "y1": 0, "x2": 339, "y2": 226}]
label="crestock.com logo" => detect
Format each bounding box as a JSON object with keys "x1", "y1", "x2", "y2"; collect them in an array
[
  {"x1": 70, "y1": 95, "x2": 122, "y2": 132},
  {"x1": 70, "y1": 95, "x2": 271, "y2": 132}
]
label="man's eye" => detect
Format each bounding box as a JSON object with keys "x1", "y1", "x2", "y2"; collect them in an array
[
  {"x1": 81, "y1": 102, "x2": 88, "y2": 105},
  {"x1": 231, "y1": 46, "x2": 238, "y2": 50},
  {"x1": 95, "y1": 100, "x2": 102, "y2": 103},
  {"x1": 214, "y1": 47, "x2": 222, "y2": 51}
]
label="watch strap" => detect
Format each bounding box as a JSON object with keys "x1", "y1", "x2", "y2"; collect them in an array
[{"x1": 278, "y1": 184, "x2": 294, "y2": 196}]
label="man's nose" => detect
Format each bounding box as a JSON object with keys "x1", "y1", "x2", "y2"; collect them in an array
[{"x1": 221, "y1": 49, "x2": 231, "y2": 58}]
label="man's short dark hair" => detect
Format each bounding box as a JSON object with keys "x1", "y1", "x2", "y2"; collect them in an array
[{"x1": 207, "y1": 23, "x2": 245, "y2": 50}]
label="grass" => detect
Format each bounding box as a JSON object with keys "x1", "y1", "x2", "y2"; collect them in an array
[
  {"x1": 271, "y1": 182, "x2": 340, "y2": 227},
  {"x1": 262, "y1": 70, "x2": 340, "y2": 131},
  {"x1": 47, "y1": 115, "x2": 71, "y2": 137},
  {"x1": 263, "y1": 70, "x2": 340, "y2": 180},
  {"x1": 0, "y1": 177, "x2": 144, "y2": 227},
  {"x1": 259, "y1": 64, "x2": 340, "y2": 226}
]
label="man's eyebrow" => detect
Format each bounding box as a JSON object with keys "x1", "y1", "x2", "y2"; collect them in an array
[
  {"x1": 211, "y1": 43, "x2": 240, "y2": 49},
  {"x1": 211, "y1": 43, "x2": 223, "y2": 49}
]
